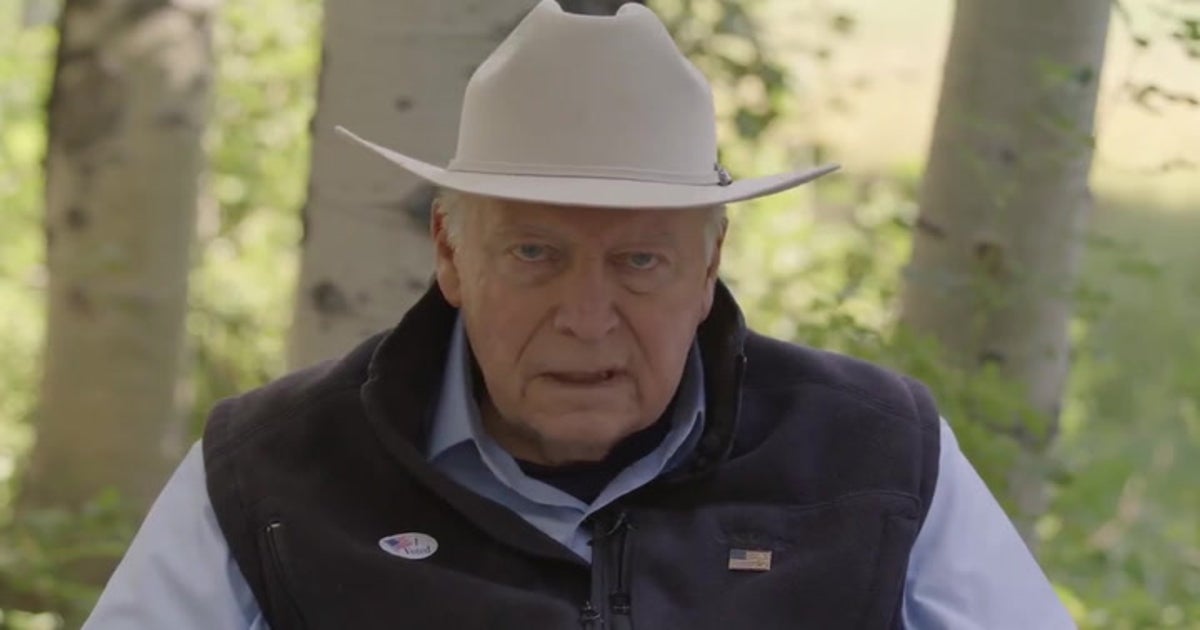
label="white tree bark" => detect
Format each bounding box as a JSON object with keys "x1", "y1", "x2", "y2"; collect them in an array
[
  {"x1": 22, "y1": 0, "x2": 214, "y2": 516},
  {"x1": 900, "y1": 0, "x2": 1110, "y2": 528},
  {"x1": 288, "y1": 0, "x2": 536, "y2": 368}
]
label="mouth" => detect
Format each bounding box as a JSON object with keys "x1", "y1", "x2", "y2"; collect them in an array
[{"x1": 544, "y1": 369, "x2": 623, "y2": 386}]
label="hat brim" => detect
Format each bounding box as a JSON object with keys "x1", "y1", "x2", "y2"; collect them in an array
[{"x1": 336, "y1": 126, "x2": 839, "y2": 209}]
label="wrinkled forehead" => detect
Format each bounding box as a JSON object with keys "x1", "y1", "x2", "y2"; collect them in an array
[{"x1": 476, "y1": 197, "x2": 712, "y2": 242}]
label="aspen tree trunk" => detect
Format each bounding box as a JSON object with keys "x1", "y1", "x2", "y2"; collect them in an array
[
  {"x1": 287, "y1": 0, "x2": 535, "y2": 368},
  {"x1": 900, "y1": 0, "x2": 1110, "y2": 534},
  {"x1": 10, "y1": 0, "x2": 213, "y2": 609},
  {"x1": 23, "y1": 0, "x2": 213, "y2": 516}
]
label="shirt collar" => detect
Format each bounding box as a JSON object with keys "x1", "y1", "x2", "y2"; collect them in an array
[{"x1": 426, "y1": 318, "x2": 478, "y2": 459}]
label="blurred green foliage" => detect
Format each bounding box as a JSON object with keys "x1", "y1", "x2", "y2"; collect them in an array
[
  {"x1": 185, "y1": 0, "x2": 315, "y2": 435},
  {"x1": 0, "y1": 0, "x2": 51, "y2": 523},
  {"x1": 0, "y1": 0, "x2": 1197, "y2": 627},
  {"x1": 0, "y1": 490, "x2": 133, "y2": 626},
  {"x1": 654, "y1": 0, "x2": 791, "y2": 144}
]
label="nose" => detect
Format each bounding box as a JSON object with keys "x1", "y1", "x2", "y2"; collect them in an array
[{"x1": 552, "y1": 257, "x2": 619, "y2": 342}]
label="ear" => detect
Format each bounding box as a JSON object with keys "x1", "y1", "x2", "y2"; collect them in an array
[
  {"x1": 430, "y1": 201, "x2": 463, "y2": 307},
  {"x1": 700, "y1": 219, "x2": 727, "y2": 319}
]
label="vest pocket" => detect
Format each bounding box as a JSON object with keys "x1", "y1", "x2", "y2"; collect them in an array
[
  {"x1": 260, "y1": 519, "x2": 310, "y2": 630},
  {"x1": 626, "y1": 495, "x2": 919, "y2": 630}
]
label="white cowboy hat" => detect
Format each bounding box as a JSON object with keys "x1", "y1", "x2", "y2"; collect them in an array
[{"x1": 336, "y1": 0, "x2": 838, "y2": 209}]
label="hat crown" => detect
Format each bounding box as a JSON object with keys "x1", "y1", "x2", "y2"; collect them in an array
[{"x1": 449, "y1": 0, "x2": 720, "y2": 185}]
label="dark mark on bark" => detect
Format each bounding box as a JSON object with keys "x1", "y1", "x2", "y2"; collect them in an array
[
  {"x1": 57, "y1": 46, "x2": 95, "y2": 67},
  {"x1": 123, "y1": 0, "x2": 170, "y2": 24},
  {"x1": 187, "y1": 72, "x2": 210, "y2": 97},
  {"x1": 156, "y1": 109, "x2": 192, "y2": 129},
  {"x1": 398, "y1": 183, "x2": 438, "y2": 226},
  {"x1": 298, "y1": 202, "x2": 310, "y2": 245},
  {"x1": 188, "y1": 10, "x2": 211, "y2": 33},
  {"x1": 51, "y1": 54, "x2": 124, "y2": 151},
  {"x1": 978, "y1": 350, "x2": 1006, "y2": 366},
  {"x1": 311, "y1": 280, "x2": 352, "y2": 316},
  {"x1": 395, "y1": 97, "x2": 413, "y2": 112},
  {"x1": 1075, "y1": 67, "x2": 1095, "y2": 87},
  {"x1": 65, "y1": 206, "x2": 88, "y2": 231},
  {"x1": 67, "y1": 285, "x2": 93, "y2": 316},
  {"x1": 974, "y1": 240, "x2": 1009, "y2": 280},
  {"x1": 914, "y1": 216, "x2": 946, "y2": 239}
]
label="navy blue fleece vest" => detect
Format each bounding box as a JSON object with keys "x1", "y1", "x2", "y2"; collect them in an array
[{"x1": 203, "y1": 283, "x2": 940, "y2": 629}]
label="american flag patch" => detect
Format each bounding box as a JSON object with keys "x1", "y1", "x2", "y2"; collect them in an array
[{"x1": 727, "y1": 548, "x2": 773, "y2": 572}]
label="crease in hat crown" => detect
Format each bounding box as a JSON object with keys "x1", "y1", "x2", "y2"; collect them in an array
[{"x1": 446, "y1": 0, "x2": 723, "y2": 186}]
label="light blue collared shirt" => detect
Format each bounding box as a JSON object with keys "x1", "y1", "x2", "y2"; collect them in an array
[{"x1": 84, "y1": 319, "x2": 1074, "y2": 629}]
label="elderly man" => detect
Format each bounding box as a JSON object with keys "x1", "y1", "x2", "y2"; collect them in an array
[{"x1": 85, "y1": 1, "x2": 1073, "y2": 628}]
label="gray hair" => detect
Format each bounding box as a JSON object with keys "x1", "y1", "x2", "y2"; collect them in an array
[{"x1": 434, "y1": 189, "x2": 727, "y2": 259}]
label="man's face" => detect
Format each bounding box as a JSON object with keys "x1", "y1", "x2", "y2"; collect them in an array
[{"x1": 433, "y1": 197, "x2": 723, "y2": 465}]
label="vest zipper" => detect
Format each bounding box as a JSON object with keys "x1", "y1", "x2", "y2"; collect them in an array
[
  {"x1": 579, "y1": 600, "x2": 602, "y2": 629},
  {"x1": 609, "y1": 510, "x2": 634, "y2": 630},
  {"x1": 264, "y1": 520, "x2": 309, "y2": 629},
  {"x1": 586, "y1": 510, "x2": 635, "y2": 630}
]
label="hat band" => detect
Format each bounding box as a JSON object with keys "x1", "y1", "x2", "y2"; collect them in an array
[{"x1": 447, "y1": 158, "x2": 721, "y2": 186}]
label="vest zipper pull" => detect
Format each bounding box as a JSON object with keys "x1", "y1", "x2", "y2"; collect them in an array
[{"x1": 580, "y1": 600, "x2": 602, "y2": 628}]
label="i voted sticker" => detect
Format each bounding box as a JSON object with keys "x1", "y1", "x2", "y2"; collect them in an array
[{"x1": 379, "y1": 532, "x2": 438, "y2": 560}]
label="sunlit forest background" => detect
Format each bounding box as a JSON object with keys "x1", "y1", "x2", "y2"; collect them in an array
[{"x1": 1, "y1": 0, "x2": 1198, "y2": 627}]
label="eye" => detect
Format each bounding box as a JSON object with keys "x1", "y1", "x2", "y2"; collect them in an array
[
  {"x1": 624, "y1": 252, "x2": 660, "y2": 270},
  {"x1": 511, "y1": 244, "x2": 552, "y2": 262}
]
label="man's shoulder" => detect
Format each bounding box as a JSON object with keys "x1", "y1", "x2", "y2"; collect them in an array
[
  {"x1": 742, "y1": 331, "x2": 934, "y2": 422},
  {"x1": 202, "y1": 331, "x2": 388, "y2": 459}
]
